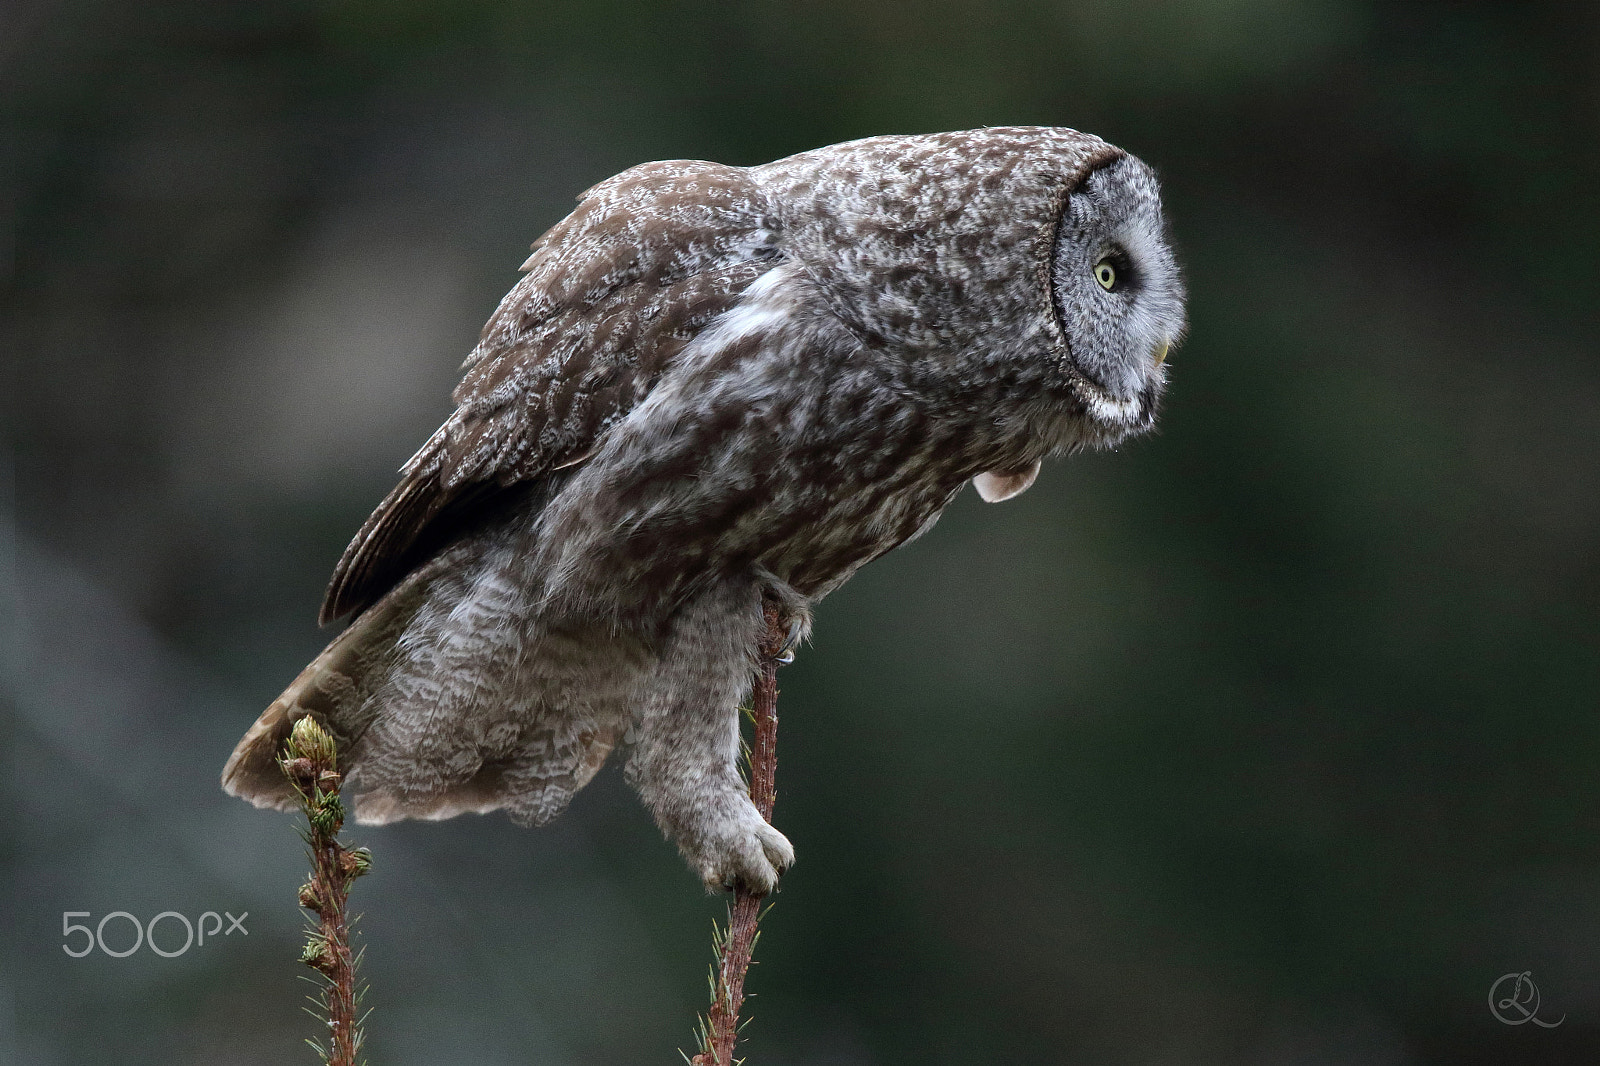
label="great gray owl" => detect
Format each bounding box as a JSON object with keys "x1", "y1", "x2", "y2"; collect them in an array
[{"x1": 223, "y1": 126, "x2": 1186, "y2": 894}]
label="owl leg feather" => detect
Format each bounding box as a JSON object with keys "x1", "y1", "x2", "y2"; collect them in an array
[{"x1": 625, "y1": 577, "x2": 794, "y2": 895}]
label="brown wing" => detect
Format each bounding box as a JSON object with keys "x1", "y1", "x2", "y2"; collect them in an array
[{"x1": 320, "y1": 160, "x2": 779, "y2": 623}]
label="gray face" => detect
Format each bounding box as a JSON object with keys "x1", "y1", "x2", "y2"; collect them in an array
[{"x1": 1051, "y1": 155, "x2": 1186, "y2": 418}]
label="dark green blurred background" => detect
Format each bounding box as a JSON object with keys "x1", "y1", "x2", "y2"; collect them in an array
[{"x1": 5, "y1": 1, "x2": 1598, "y2": 1063}]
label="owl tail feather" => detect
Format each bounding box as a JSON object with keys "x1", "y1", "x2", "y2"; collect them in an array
[
  {"x1": 220, "y1": 560, "x2": 443, "y2": 812},
  {"x1": 223, "y1": 534, "x2": 624, "y2": 829}
]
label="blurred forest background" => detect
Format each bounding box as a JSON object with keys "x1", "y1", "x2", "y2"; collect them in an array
[{"x1": 4, "y1": 0, "x2": 1598, "y2": 1063}]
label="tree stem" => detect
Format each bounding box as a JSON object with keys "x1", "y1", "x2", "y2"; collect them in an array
[
  {"x1": 693, "y1": 600, "x2": 785, "y2": 1066},
  {"x1": 282, "y1": 717, "x2": 369, "y2": 1066}
]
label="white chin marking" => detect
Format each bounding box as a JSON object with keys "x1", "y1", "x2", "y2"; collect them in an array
[
  {"x1": 1083, "y1": 387, "x2": 1145, "y2": 428},
  {"x1": 972, "y1": 460, "x2": 1041, "y2": 503}
]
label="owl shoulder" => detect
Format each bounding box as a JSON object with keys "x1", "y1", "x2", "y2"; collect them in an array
[{"x1": 320, "y1": 159, "x2": 780, "y2": 623}]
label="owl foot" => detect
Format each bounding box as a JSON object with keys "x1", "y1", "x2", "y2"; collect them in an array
[{"x1": 683, "y1": 796, "x2": 794, "y2": 896}]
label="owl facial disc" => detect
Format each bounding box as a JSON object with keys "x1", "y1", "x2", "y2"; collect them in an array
[{"x1": 1050, "y1": 155, "x2": 1186, "y2": 429}]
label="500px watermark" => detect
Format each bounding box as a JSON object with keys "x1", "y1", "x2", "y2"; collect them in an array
[{"x1": 62, "y1": 910, "x2": 247, "y2": 958}]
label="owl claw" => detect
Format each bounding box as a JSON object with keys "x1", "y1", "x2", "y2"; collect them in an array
[
  {"x1": 776, "y1": 628, "x2": 800, "y2": 665},
  {"x1": 773, "y1": 616, "x2": 805, "y2": 665}
]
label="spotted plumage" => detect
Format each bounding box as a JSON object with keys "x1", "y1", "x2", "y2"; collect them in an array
[{"x1": 223, "y1": 126, "x2": 1186, "y2": 894}]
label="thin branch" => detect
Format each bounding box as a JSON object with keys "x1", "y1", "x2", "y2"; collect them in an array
[
  {"x1": 281, "y1": 717, "x2": 371, "y2": 1066},
  {"x1": 691, "y1": 600, "x2": 786, "y2": 1066}
]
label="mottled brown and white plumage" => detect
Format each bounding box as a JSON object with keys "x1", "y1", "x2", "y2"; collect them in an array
[{"x1": 223, "y1": 126, "x2": 1186, "y2": 893}]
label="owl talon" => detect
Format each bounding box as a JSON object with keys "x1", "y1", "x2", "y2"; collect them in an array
[{"x1": 774, "y1": 617, "x2": 805, "y2": 665}]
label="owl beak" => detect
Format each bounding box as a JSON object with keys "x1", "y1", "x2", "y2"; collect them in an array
[{"x1": 1153, "y1": 339, "x2": 1170, "y2": 367}]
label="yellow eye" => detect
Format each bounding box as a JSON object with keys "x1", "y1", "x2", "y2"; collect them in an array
[{"x1": 1094, "y1": 260, "x2": 1117, "y2": 291}]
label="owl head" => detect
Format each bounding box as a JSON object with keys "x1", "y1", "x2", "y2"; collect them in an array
[
  {"x1": 759, "y1": 126, "x2": 1186, "y2": 454},
  {"x1": 1048, "y1": 153, "x2": 1186, "y2": 431}
]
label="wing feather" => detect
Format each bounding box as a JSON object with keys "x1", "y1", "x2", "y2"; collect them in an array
[{"x1": 321, "y1": 161, "x2": 778, "y2": 623}]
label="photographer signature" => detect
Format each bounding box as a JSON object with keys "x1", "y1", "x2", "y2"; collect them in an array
[{"x1": 1489, "y1": 972, "x2": 1564, "y2": 1029}]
